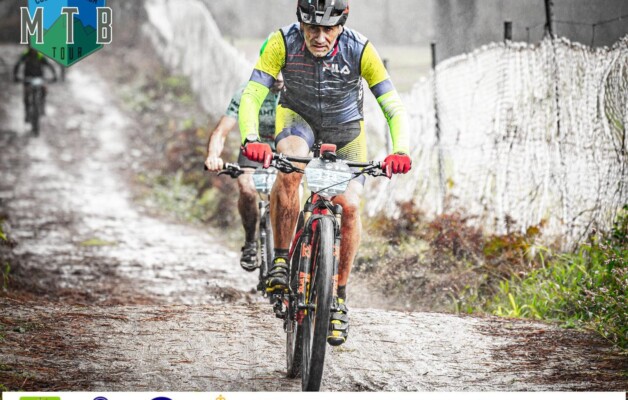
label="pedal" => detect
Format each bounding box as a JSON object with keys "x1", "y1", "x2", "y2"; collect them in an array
[
  {"x1": 272, "y1": 295, "x2": 286, "y2": 319},
  {"x1": 273, "y1": 302, "x2": 286, "y2": 319}
]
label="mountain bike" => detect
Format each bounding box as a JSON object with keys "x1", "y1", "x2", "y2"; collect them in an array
[
  {"x1": 210, "y1": 163, "x2": 276, "y2": 293},
  {"x1": 263, "y1": 142, "x2": 388, "y2": 391}
]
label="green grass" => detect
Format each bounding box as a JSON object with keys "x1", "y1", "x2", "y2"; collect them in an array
[
  {"x1": 148, "y1": 171, "x2": 218, "y2": 223},
  {"x1": 486, "y1": 206, "x2": 628, "y2": 348},
  {"x1": 363, "y1": 200, "x2": 627, "y2": 349}
]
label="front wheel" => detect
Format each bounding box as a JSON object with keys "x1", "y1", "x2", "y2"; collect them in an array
[
  {"x1": 301, "y1": 217, "x2": 334, "y2": 391},
  {"x1": 286, "y1": 211, "x2": 306, "y2": 378}
]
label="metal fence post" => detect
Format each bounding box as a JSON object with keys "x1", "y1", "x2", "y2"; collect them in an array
[
  {"x1": 544, "y1": 0, "x2": 554, "y2": 37},
  {"x1": 504, "y1": 21, "x2": 513, "y2": 42},
  {"x1": 431, "y1": 42, "x2": 445, "y2": 214}
]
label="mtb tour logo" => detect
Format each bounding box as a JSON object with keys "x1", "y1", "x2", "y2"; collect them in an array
[{"x1": 20, "y1": 0, "x2": 113, "y2": 66}]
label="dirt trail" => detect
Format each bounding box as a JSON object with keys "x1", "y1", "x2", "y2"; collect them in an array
[{"x1": 0, "y1": 45, "x2": 626, "y2": 391}]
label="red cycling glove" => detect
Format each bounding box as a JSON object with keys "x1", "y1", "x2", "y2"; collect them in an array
[
  {"x1": 382, "y1": 153, "x2": 412, "y2": 178},
  {"x1": 242, "y1": 141, "x2": 272, "y2": 167}
]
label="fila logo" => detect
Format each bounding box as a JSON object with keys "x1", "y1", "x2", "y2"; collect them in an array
[{"x1": 323, "y1": 62, "x2": 350, "y2": 75}]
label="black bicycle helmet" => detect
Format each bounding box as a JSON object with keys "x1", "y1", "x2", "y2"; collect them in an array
[{"x1": 297, "y1": 0, "x2": 349, "y2": 27}]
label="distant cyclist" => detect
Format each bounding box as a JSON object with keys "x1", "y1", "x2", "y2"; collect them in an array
[
  {"x1": 205, "y1": 43, "x2": 284, "y2": 271},
  {"x1": 13, "y1": 47, "x2": 58, "y2": 120},
  {"x1": 239, "y1": 0, "x2": 411, "y2": 346}
]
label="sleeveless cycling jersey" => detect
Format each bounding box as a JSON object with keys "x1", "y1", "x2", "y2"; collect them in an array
[
  {"x1": 239, "y1": 24, "x2": 410, "y2": 155},
  {"x1": 278, "y1": 23, "x2": 366, "y2": 128}
]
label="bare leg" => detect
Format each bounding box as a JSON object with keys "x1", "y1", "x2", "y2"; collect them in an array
[
  {"x1": 237, "y1": 172, "x2": 259, "y2": 243},
  {"x1": 331, "y1": 181, "x2": 363, "y2": 290},
  {"x1": 265, "y1": 136, "x2": 309, "y2": 291},
  {"x1": 237, "y1": 172, "x2": 259, "y2": 271},
  {"x1": 270, "y1": 136, "x2": 309, "y2": 250}
]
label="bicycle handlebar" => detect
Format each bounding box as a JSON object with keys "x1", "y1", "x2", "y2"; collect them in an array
[
  {"x1": 203, "y1": 162, "x2": 243, "y2": 178},
  {"x1": 205, "y1": 150, "x2": 389, "y2": 179},
  {"x1": 268, "y1": 151, "x2": 388, "y2": 178}
]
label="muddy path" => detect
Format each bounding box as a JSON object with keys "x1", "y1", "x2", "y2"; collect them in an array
[{"x1": 0, "y1": 45, "x2": 626, "y2": 391}]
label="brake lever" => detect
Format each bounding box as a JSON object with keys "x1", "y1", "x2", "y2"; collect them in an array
[
  {"x1": 353, "y1": 164, "x2": 385, "y2": 178},
  {"x1": 273, "y1": 157, "x2": 303, "y2": 174}
]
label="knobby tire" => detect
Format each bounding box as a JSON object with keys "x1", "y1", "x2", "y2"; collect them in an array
[
  {"x1": 286, "y1": 234, "x2": 303, "y2": 378},
  {"x1": 286, "y1": 212, "x2": 305, "y2": 378},
  {"x1": 301, "y1": 217, "x2": 334, "y2": 391}
]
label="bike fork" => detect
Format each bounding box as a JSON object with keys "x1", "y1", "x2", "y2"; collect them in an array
[{"x1": 330, "y1": 205, "x2": 343, "y2": 312}]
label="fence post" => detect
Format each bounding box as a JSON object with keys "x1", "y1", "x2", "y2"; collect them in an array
[
  {"x1": 504, "y1": 21, "x2": 512, "y2": 42},
  {"x1": 544, "y1": 0, "x2": 554, "y2": 37},
  {"x1": 431, "y1": 42, "x2": 445, "y2": 214},
  {"x1": 545, "y1": 0, "x2": 561, "y2": 139}
]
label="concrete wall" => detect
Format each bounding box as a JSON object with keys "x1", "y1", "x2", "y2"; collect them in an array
[{"x1": 433, "y1": 0, "x2": 628, "y2": 62}]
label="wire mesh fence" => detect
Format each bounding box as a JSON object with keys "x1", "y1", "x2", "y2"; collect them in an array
[{"x1": 366, "y1": 35, "x2": 628, "y2": 249}]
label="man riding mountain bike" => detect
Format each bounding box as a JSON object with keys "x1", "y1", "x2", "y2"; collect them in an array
[
  {"x1": 239, "y1": 0, "x2": 412, "y2": 346},
  {"x1": 13, "y1": 47, "x2": 58, "y2": 121},
  {"x1": 204, "y1": 42, "x2": 285, "y2": 271}
]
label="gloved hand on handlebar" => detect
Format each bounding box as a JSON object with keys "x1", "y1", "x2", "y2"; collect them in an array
[
  {"x1": 242, "y1": 137, "x2": 272, "y2": 165},
  {"x1": 382, "y1": 153, "x2": 412, "y2": 178}
]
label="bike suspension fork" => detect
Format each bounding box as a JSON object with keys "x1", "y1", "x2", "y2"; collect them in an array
[{"x1": 298, "y1": 228, "x2": 312, "y2": 310}]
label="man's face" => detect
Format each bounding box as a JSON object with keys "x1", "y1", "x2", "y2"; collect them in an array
[{"x1": 301, "y1": 23, "x2": 342, "y2": 58}]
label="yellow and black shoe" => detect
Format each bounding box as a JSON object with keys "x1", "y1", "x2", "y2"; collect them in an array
[
  {"x1": 327, "y1": 298, "x2": 349, "y2": 346},
  {"x1": 265, "y1": 257, "x2": 289, "y2": 293}
]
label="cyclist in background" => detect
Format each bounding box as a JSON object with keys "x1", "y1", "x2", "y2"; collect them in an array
[
  {"x1": 13, "y1": 47, "x2": 58, "y2": 120},
  {"x1": 205, "y1": 42, "x2": 284, "y2": 271},
  {"x1": 239, "y1": 0, "x2": 412, "y2": 346}
]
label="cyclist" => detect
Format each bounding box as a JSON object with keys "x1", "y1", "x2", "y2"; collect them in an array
[
  {"x1": 204, "y1": 43, "x2": 284, "y2": 271},
  {"x1": 13, "y1": 47, "x2": 58, "y2": 121},
  {"x1": 239, "y1": 0, "x2": 412, "y2": 346}
]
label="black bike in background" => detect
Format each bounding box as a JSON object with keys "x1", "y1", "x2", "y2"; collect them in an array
[
  {"x1": 214, "y1": 163, "x2": 276, "y2": 293},
  {"x1": 16, "y1": 76, "x2": 54, "y2": 137}
]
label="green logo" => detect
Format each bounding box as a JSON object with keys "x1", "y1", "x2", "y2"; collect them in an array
[
  {"x1": 20, "y1": 397, "x2": 61, "y2": 400},
  {"x1": 21, "y1": 0, "x2": 112, "y2": 67}
]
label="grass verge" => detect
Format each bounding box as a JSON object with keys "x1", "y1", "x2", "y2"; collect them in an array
[{"x1": 360, "y1": 201, "x2": 627, "y2": 349}]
